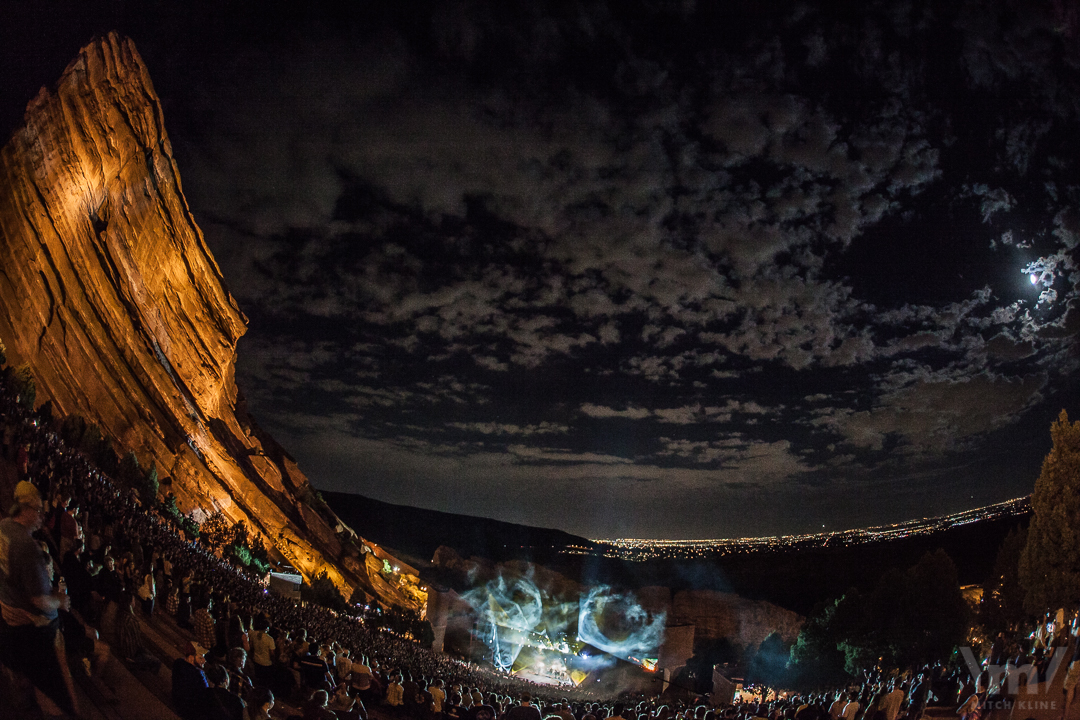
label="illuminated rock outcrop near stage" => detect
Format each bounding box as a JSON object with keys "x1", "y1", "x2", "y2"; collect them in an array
[{"x1": 0, "y1": 33, "x2": 418, "y2": 608}]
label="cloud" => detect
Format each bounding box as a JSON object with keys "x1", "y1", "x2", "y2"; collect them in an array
[
  {"x1": 446, "y1": 421, "x2": 568, "y2": 436},
  {"x1": 580, "y1": 404, "x2": 652, "y2": 420},
  {"x1": 473, "y1": 355, "x2": 509, "y2": 372},
  {"x1": 654, "y1": 405, "x2": 704, "y2": 425},
  {"x1": 815, "y1": 372, "x2": 1048, "y2": 453},
  {"x1": 506, "y1": 445, "x2": 632, "y2": 465},
  {"x1": 151, "y1": 0, "x2": 1080, "y2": 537}
]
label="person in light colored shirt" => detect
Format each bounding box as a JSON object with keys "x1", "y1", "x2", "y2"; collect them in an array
[
  {"x1": 387, "y1": 673, "x2": 404, "y2": 706},
  {"x1": 842, "y1": 693, "x2": 860, "y2": 720},
  {"x1": 335, "y1": 645, "x2": 353, "y2": 683},
  {"x1": 430, "y1": 678, "x2": 446, "y2": 714},
  {"x1": 880, "y1": 682, "x2": 906, "y2": 720},
  {"x1": 829, "y1": 693, "x2": 847, "y2": 720},
  {"x1": 250, "y1": 620, "x2": 276, "y2": 668}
]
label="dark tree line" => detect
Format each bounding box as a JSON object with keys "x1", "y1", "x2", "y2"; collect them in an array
[{"x1": 785, "y1": 549, "x2": 969, "y2": 688}]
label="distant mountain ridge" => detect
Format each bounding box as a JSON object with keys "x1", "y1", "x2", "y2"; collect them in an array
[{"x1": 321, "y1": 490, "x2": 597, "y2": 565}]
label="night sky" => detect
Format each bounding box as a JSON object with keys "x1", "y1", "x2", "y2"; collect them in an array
[{"x1": 4, "y1": 1, "x2": 1080, "y2": 539}]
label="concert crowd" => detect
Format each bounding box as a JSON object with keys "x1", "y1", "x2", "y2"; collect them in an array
[{"x1": 0, "y1": 370, "x2": 1072, "y2": 720}]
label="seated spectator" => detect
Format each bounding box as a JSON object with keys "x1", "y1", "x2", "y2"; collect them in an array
[
  {"x1": 336, "y1": 644, "x2": 353, "y2": 684},
  {"x1": 247, "y1": 686, "x2": 275, "y2": 720},
  {"x1": 388, "y1": 673, "x2": 405, "y2": 708},
  {"x1": 173, "y1": 642, "x2": 210, "y2": 720},
  {"x1": 207, "y1": 663, "x2": 247, "y2": 720},
  {"x1": 331, "y1": 682, "x2": 368, "y2": 720},
  {"x1": 227, "y1": 646, "x2": 255, "y2": 700},
  {"x1": 303, "y1": 689, "x2": 339, "y2": 720},
  {"x1": 297, "y1": 640, "x2": 335, "y2": 694},
  {"x1": 117, "y1": 591, "x2": 162, "y2": 673}
]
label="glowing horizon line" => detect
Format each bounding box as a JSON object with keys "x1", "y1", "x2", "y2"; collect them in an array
[{"x1": 591, "y1": 494, "x2": 1030, "y2": 546}]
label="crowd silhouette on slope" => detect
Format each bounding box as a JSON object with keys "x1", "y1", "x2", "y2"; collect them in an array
[{"x1": 0, "y1": 370, "x2": 1077, "y2": 720}]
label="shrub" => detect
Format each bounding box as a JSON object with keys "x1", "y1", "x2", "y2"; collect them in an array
[
  {"x1": 179, "y1": 515, "x2": 201, "y2": 539},
  {"x1": 140, "y1": 462, "x2": 159, "y2": 503}
]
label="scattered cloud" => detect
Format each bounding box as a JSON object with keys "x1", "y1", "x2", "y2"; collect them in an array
[{"x1": 146, "y1": 0, "x2": 1080, "y2": 537}]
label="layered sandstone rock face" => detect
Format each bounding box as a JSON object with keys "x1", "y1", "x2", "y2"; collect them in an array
[
  {"x1": 669, "y1": 589, "x2": 803, "y2": 649},
  {"x1": 0, "y1": 33, "x2": 413, "y2": 607}
]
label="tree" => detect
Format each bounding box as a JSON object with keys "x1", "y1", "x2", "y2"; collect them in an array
[
  {"x1": 981, "y1": 526, "x2": 1029, "y2": 634},
  {"x1": 60, "y1": 414, "x2": 87, "y2": 447},
  {"x1": 1020, "y1": 410, "x2": 1080, "y2": 615},
  {"x1": 415, "y1": 619, "x2": 435, "y2": 647},
  {"x1": 160, "y1": 493, "x2": 181, "y2": 523},
  {"x1": 139, "y1": 461, "x2": 159, "y2": 504},
  {"x1": 249, "y1": 534, "x2": 271, "y2": 572},
  {"x1": 79, "y1": 423, "x2": 104, "y2": 456},
  {"x1": 231, "y1": 544, "x2": 253, "y2": 567},
  {"x1": 33, "y1": 400, "x2": 55, "y2": 429},
  {"x1": 304, "y1": 571, "x2": 349, "y2": 613},
  {"x1": 788, "y1": 551, "x2": 968, "y2": 684},
  {"x1": 836, "y1": 551, "x2": 969, "y2": 672},
  {"x1": 97, "y1": 440, "x2": 119, "y2": 475},
  {"x1": 179, "y1": 515, "x2": 201, "y2": 539},
  {"x1": 349, "y1": 587, "x2": 370, "y2": 607},
  {"x1": 225, "y1": 520, "x2": 254, "y2": 569},
  {"x1": 887, "y1": 549, "x2": 969, "y2": 668},
  {"x1": 200, "y1": 511, "x2": 232, "y2": 550},
  {"x1": 230, "y1": 519, "x2": 249, "y2": 549},
  {"x1": 119, "y1": 451, "x2": 141, "y2": 490},
  {"x1": 789, "y1": 598, "x2": 853, "y2": 688}
]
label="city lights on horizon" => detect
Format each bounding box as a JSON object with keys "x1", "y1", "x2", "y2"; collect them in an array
[{"x1": 570, "y1": 495, "x2": 1031, "y2": 562}]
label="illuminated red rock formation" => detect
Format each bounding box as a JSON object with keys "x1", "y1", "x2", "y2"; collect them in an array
[
  {"x1": 669, "y1": 589, "x2": 803, "y2": 649},
  {"x1": 0, "y1": 32, "x2": 416, "y2": 608}
]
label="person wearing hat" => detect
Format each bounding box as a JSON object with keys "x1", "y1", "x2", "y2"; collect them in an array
[
  {"x1": 0, "y1": 480, "x2": 78, "y2": 716},
  {"x1": 173, "y1": 640, "x2": 210, "y2": 720}
]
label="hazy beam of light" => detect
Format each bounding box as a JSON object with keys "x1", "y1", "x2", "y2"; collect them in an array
[
  {"x1": 461, "y1": 572, "x2": 547, "y2": 670},
  {"x1": 577, "y1": 585, "x2": 666, "y2": 664}
]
